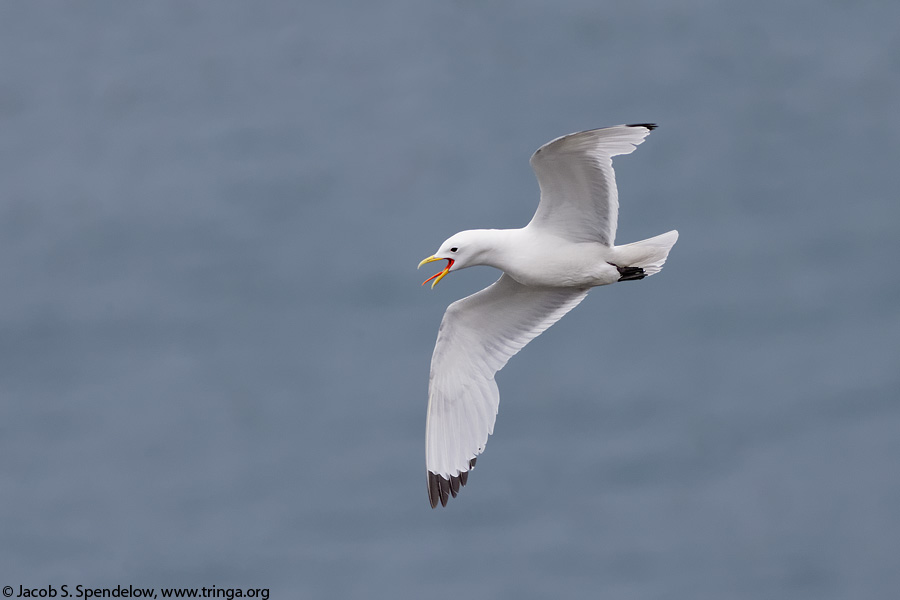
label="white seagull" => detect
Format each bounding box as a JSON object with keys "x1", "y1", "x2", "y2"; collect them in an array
[{"x1": 418, "y1": 124, "x2": 678, "y2": 508}]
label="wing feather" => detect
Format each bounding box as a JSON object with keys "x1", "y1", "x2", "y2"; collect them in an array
[
  {"x1": 425, "y1": 274, "x2": 589, "y2": 507},
  {"x1": 528, "y1": 124, "x2": 655, "y2": 246}
]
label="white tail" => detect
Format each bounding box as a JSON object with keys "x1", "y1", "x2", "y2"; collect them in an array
[{"x1": 613, "y1": 230, "x2": 679, "y2": 277}]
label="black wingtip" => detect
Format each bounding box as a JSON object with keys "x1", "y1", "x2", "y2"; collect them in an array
[
  {"x1": 438, "y1": 476, "x2": 450, "y2": 507},
  {"x1": 627, "y1": 123, "x2": 657, "y2": 131},
  {"x1": 427, "y1": 472, "x2": 440, "y2": 509},
  {"x1": 427, "y1": 458, "x2": 478, "y2": 509}
]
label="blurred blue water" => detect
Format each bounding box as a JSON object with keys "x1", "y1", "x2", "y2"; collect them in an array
[{"x1": 1, "y1": 1, "x2": 898, "y2": 598}]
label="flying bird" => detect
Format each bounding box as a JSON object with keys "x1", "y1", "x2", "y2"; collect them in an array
[{"x1": 418, "y1": 124, "x2": 678, "y2": 508}]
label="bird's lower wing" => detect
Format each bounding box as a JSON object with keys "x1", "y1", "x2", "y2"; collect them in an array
[{"x1": 426, "y1": 274, "x2": 589, "y2": 507}]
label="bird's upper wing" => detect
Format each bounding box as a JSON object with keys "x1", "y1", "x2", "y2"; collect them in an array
[
  {"x1": 425, "y1": 274, "x2": 589, "y2": 507},
  {"x1": 527, "y1": 124, "x2": 656, "y2": 246}
]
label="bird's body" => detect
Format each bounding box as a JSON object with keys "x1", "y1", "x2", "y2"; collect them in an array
[
  {"x1": 419, "y1": 124, "x2": 678, "y2": 508},
  {"x1": 449, "y1": 228, "x2": 615, "y2": 287}
]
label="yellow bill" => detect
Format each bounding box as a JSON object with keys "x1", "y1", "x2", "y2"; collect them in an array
[{"x1": 418, "y1": 256, "x2": 455, "y2": 288}]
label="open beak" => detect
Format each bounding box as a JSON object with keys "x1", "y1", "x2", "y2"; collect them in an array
[{"x1": 418, "y1": 256, "x2": 455, "y2": 288}]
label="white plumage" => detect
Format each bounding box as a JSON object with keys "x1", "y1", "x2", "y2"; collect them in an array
[{"x1": 418, "y1": 124, "x2": 678, "y2": 507}]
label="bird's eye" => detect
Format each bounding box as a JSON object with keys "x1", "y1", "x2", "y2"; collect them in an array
[{"x1": 450, "y1": 247, "x2": 458, "y2": 252}]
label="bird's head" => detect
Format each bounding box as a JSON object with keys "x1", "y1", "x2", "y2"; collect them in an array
[{"x1": 418, "y1": 230, "x2": 489, "y2": 288}]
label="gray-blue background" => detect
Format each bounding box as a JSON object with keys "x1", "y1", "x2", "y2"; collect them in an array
[{"x1": 1, "y1": 1, "x2": 898, "y2": 598}]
